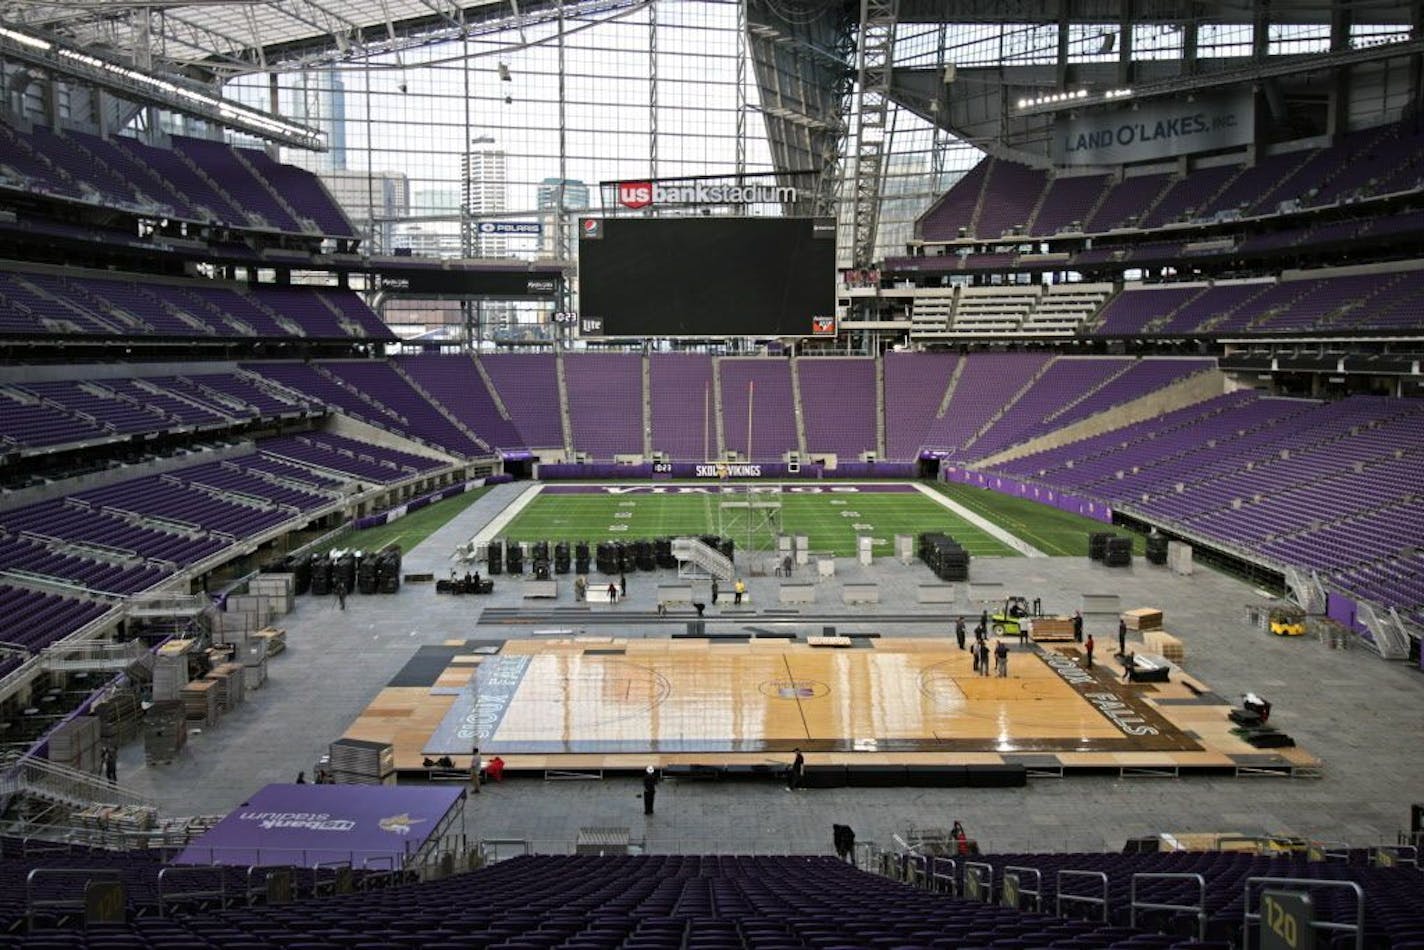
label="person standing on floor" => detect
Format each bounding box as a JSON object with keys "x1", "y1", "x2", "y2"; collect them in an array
[
  {"x1": 620, "y1": 572, "x2": 627, "y2": 600},
  {"x1": 335, "y1": 579, "x2": 346, "y2": 611},
  {"x1": 607, "y1": 582, "x2": 618, "y2": 603},
  {"x1": 102, "y1": 747, "x2": 117, "y2": 785},
  {"x1": 711, "y1": 578, "x2": 720, "y2": 604},
  {"x1": 1085, "y1": 634, "x2": 1095, "y2": 669},
  {"x1": 1073, "y1": 610, "x2": 1083, "y2": 642},
  {"x1": 787, "y1": 748, "x2": 805, "y2": 791},
  {"x1": 995, "y1": 640, "x2": 1009, "y2": 677},
  {"x1": 734, "y1": 579, "x2": 746, "y2": 605},
  {"x1": 978, "y1": 640, "x2": 991, "y2": 677},
  {"x1": 642, "y1": 766, "x2": 658, "y2": 815},
  {"x1": 1118, "y1": 617, "x2": 1128, "y2": 656},
  {"x1": 955, "y1": 616, "x2": 966, "y2": 651},
  {"x1": 469, "y1": 747, "x2": 482, "y2": 794}
]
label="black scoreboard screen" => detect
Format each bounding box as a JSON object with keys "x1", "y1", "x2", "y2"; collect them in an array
[{"x1": 578, "y1": 217, "x2": 836, "y2": 337}]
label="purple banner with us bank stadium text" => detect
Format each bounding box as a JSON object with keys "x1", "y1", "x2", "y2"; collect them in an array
[
  {"x1": 941, "y1": 467, "x2": 1114, "y2": 524},
  {"x1": 537, "y1": 461, "x2": 917, "y2": 480},
  {"x1": 538, "y1": 482, "x2": 920, "y2": 495},
  {"x1": 173, "y1": 784, "x2": 464, "y2": 868}
]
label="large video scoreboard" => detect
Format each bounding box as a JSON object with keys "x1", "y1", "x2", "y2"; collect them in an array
[{"x1": 577, "y1": 216, "x2": 836, "y2": 337}]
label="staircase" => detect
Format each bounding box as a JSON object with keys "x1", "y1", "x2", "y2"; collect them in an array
[
  {"x1": 1136, "y1": 174, "x2": 1180, "y2": 226},
  {"x1": 1021, "y1": 175, "x2": 1055, "y2": 236},
  {"x1": 172, "y1": 148, "x2": 250, "y2": 227},
  {"x1": 1356, "y1": 602, "x2": 1413, "y2": 660},
  {"x1": 313, "y1": 292, "x2": 363, "y2": 337},
  {"x1": 788, "y1": 357, "x2": 808, "y2": 457},
  {"x1": 1197, "y1": 283, "x2": 1277, "y2": 335},
  {"x1": 641, "y1": 352, "x2": 653, "y2": 458},
  {"x1": 0, "y1": 753, "x2": 152, "y2": 812},
  {"x1": 183, "y1": 293, "x2": 258, "y2": 338},
  {"x1": 471, "y1": 355, "x2": 515, "y2": 421},
  {"x1": 391, "y1": 361, "x2": 491, "y2": 452},
  {"x1": 1321, "y1": 272, "x2": 1411, "y2": 328},
  {"x1": 555, "y1": 351, "x2": 575, "y2": 458},
  {"x1": 1140, "y1": 287, "x2": 1210, "y2": 335},
  {"x1": 235, "y1": 288, "x2": 305, "y2": 337},
  {"x1": 935, "y1": 357, "x2": 968, "y2": 418},
  {"x1": 1079, "y1": 175, "x2": 1119, "y2": 231},
  {"x1": 233, "y1": 368, "x2": 319, "y2": 413},
  {"x1": 712, "y1": 358, "x2": 727, "y2": 459},
  {"x1": 1244, "y1": 283, "x2": 1320, "y2": 331},
  {"x1": 13, "y1": 276, "x2": 126, "y2": 334},
  {"x1": 874, "y1": 353, "x2": 887, "y2": 459},
  {"x1": 961, "y1": 357, "x2": 1057, "y2": 454},
  {"x1": 225, "y1": 146, "x2": 309, "y2": 232},
  {"x1": 965, "y1": 158, "x2": 995, "y2": 238},
  {"x1": 1044, "y1": 360, "x2": 1136, "y2": 424},
  {"x1": 671, "y1": 537, "x2": 734, "y2": 581},
  {"x1": 138, "y1": 286, "x2": 218, "y2": 336}
]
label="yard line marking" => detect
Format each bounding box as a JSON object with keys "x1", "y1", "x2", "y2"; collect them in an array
[
  {"x1": 913, "y1": 482, "x2": 1046, "y2": 558},
  {"x1": 470, "y1": 483, "x2": 545, "y2": 546}
]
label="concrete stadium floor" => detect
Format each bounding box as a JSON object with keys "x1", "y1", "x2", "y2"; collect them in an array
[{"x1": 118, "y1": 481, "x2": 1424, "y2": 856}]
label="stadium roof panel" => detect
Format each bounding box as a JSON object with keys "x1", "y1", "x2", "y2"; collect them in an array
[
  {"x1": 894, "y1": 0, "x2": 1412, "y2": 24},
  {"x1": 0, "y1": 0, "x2": 576, "y2": 74}
]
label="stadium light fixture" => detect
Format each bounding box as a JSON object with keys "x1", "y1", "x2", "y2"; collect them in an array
[
  {"x1": 1016, "y1": 34, "x2": 1424, "y2": 117},
  {"x1": 0, "y1": 25, "x2": 52, "y2": 51},
  {"x1": 0, "y1": 23, "x2": 323, "y2": 150}
]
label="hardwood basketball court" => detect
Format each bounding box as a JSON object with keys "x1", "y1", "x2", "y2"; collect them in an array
[{"x1": 342, "y1": 637, "x2": 1321, "y2": 779}]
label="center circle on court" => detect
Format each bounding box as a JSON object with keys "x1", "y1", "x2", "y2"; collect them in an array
[{"x1": 759, "y1": 679, "x2": 830, "y2": 700}]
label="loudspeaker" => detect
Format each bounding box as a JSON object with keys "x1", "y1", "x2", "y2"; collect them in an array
[{"x1": 1411, "y1": 803, "x2": 1423, "y2": 835}]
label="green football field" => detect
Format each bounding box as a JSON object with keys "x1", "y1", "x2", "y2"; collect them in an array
[
  {"x1": 930, "y1": 482, "x2": 1145, "y2": 557},
  {"x1": 500, "y1": 486, "x2": 1019, "y2": 558}
]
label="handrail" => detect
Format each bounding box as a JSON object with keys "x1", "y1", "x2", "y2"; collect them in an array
[
  {"x1": 905, "y1": 852, "x2": 929, "y2": 888},
  {"x1": 928, "y1": 856, "x2": 957, "y2": 895},
  {"x1": 963, "y1": 860, "x2": 994, "y2": 902},
  {"x1": 1373, "y1": 844, "x2": 1418, "y2": 868},
  {"x1": 1242, "y1": 876, "x2": 1365, "y2": 950},
  {"x1": 244, "y1": 864, "x2": 296, "y2": 905},
  {"x1": 156, "y1": 865, "x2": 227, "y2": 917},
  {"x1": 312, "y1": 860, "x2": 353, "y2": 897},
  {"x1": 1131, "y1": 872, "x2": 1206, "y2": 941},
  {"x1": 360, "y1": 854, "x2": 400, "y2": 889},
  {"x1": 1057, "y1": 869, "x2": 1109, "y2": 922},
  {"x1": 26, "y1": 867, "x2": 121, "y2": 931},
  {"x1": 1003, "y1": 864, "x2": 1042, "y2": 911},
  {"x1": 478, "y1": 838, "x2": 531, "y2": 864}
]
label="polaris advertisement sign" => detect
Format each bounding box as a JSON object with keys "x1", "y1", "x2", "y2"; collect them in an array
[
  {"x1": 1052, "y1": 91, "x2": 1254, "y2": 166},
  {"x1": 614, "y1": 180, "x2": 797, "y2": 209}
]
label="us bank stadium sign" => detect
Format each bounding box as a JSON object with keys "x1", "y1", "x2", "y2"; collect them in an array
[
  {"x1": 600, "y1": 173, "x2": 809, "y2": 212},
  {"x1": 612, "y1": 180, "x2": 797, "y2": 210},
  {"x1": 1051, "y1": 91, "x2": 1253, "y2": 166}
]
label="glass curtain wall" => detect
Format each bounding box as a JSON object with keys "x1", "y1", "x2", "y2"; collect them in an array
[{"x1": 217, "y1": 4, "x2": 1414, "y2": 336}]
